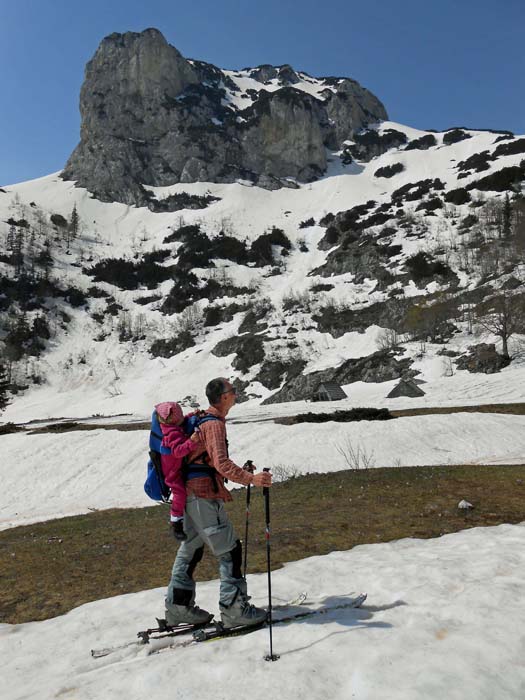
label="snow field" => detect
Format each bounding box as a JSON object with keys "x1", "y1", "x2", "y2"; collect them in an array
[
  {"x1": 2, "y1": 411, "x2": 525, "y2": 530},
  {"x1": 1, "y1": 523, "x2": 524, "y2": 699}
]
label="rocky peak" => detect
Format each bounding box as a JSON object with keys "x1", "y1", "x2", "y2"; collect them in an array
[
  {"x1": 85, "y1": 28, "x2": 199, "y2": 104},
  {"x1": 62, "y1": 28, "x2": 388, "y2": 206}
]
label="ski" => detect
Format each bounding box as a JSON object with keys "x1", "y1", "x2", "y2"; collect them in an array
[
  {"x1": 187, "y1": 593, "x2": 367, "y2": 645},
  {"x1": 91, "y1": 619, "x2": 212, "y2": 658},
  {"x1": 91, "y1": 591, "x2": 308, "y2": 658},
  {"x1": 90, "y1": 591, "x2": 363, "y2": 659}
]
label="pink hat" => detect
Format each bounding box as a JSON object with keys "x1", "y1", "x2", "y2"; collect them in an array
[{"x1": 155, "y1": 401, "x2": 183, "y2": 424}]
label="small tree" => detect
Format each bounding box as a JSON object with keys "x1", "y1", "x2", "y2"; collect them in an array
[
  {"x1": 476, "y1": 292, "x2": 525, "y2": 359},
  {"x1": 11, "y1": 227, "x2": 25, "y2": 277},
  {"x1": 502, "y1": 192, "x2": 512, "y2": 240},
  {"x1": 34, "y1": 207, "x2": 48, "y2": 236},
  {"x1": 36, "y1": 239, "x2": 53, "y2": 279},
  {"x1": 376, "y1": 328, "x2": 400, "y2": 351},
  {"x1": 6, "y1": 223, "x2": 16, "y2": 251},
  {"x1": 66, "y1": 204, "x2": 80, "y2": 250},
  {"x1": 0, "y1": 362, "x2": 9, "y2": 410}
]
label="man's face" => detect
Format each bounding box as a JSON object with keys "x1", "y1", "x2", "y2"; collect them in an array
[{"x1": 220, "y1": 382, "x2": 237, "y2": 412}]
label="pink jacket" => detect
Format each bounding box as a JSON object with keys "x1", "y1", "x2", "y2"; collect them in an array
[{"x1": 159, "y1": 423, "x2": 202, "y2": 487}]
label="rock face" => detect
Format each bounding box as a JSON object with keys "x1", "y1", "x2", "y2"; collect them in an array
[
  {"x1": 62, "y1": 28, "x2": 388, "y2": 205},
  {"x1": 262, "y1": 349, "x2": 415, "y2": 405},
  {"x1": 455, "y1": 343, "x2": 511, "y2": 374}
]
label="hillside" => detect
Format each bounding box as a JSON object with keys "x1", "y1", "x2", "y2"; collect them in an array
[{"x1": 1, "y1": 118, "x2": 524, "y2": 421}]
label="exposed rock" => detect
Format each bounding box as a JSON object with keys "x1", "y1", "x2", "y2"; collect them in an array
[
  {"x1": 150, "y1": 331, "x2": 195, "y2": 358},
  {"x1": 211, "y1": 333, "x2": 266, "y2": 374},
  {"x1": 262, "y1": 349, "x2": 415, "y2": 404},
  {"x1": 311, "y1": 231, "x2": 395, "y2": 286},
  {"x1": 455, "y1": 343, "x2": 511, "y2": 374},
  {"x1": 62, "y1": 29, "x2": 388, "y2": 205},
  {"x1": 322, "y1": 79, "x2": 388, "y2": 149},
  {"x1": 254, "y1": 358, "x2": 307, "y2": 390},
  {"x1": 231, "y1": 378, "x2": 251, "y2": 403}
]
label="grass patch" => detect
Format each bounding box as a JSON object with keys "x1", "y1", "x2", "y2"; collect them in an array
[
  {"x1": 275, "y1": 408, "x2": 393, "y2": 425},
  {"x1": 391, "y1": 403, "x2": 525, "y2": 418},
  {"x1": 1, "y1": 464, "x2": 525, "y2": 624},
  {"x1": 11, "y1": 402, "x2": 525, "y2": 434}
]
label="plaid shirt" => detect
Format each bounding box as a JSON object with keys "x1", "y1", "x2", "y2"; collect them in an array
[{"x1": 185, "y1": 406, "x2": 253, "y2": 501}]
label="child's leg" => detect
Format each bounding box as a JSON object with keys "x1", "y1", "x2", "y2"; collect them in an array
[{"x1": 170, "y1": 472, "x2": 187, "y2": 520}]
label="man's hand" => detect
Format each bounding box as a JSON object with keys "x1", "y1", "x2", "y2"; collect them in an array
[
  {"x1": 190, "y1": 431, "x2": 201, "y2": 442},
  {"x1": 252, "y1": 471, "x2": 272, "y2": 487}
]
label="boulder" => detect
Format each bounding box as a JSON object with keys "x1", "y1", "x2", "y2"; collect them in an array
[{"x1": 455, "y1": 343, "x2": 510, "y2": 374}]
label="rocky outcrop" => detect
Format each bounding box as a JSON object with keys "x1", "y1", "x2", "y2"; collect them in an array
[
  {"x1": 323, "y1": 79, "x2": 388, "y2": 149},
  {"x1": 62, "y1": 28, "x2": 388, "y2": 205},
  {"x1": 262, "y1": 349, "x2": 416, "y2": 404},
  {"x1": 455, "y1": 343, "x2": 511, "y2": 374}
]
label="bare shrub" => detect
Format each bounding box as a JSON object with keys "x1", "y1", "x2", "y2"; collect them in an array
[
  {"x1": 269, "y1": 463, "x2": 302, "y2": 483},
  {"x1": 335, "y1": 438, "x2": 375, "y2": 470},
  {"x1": 376, "y1": 328, "x2": 400, "y2": 351}
]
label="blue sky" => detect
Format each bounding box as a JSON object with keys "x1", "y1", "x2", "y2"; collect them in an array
[{"x1": 1, "y1": 0, "x2": 523, "y2": 186}]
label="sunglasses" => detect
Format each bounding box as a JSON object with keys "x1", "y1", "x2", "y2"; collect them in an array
[{"x1": 221, "y1": 387, "x2": 237, "y2": 396}]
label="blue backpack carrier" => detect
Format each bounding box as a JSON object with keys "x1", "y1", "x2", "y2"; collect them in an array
[
  {"x1": 144, "y1": 410, "x2": 222, "y2": 503},
  {"x1": 144, "y1": 410, "x2": 172, "y2": 503}
]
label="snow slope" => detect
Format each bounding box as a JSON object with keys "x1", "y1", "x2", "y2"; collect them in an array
[
  {"x1": 1, "y1": 122, "x2": 524, "y2": 423},
  {"x1": 2, "y1": 411, "x2": 525, "y2": 530},
  {"x1": 2, "y1": 522, "x2": 524, "y2": 699}
]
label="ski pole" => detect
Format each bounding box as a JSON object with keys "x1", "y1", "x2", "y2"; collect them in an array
[
  {"x1": 242, "y1": 460, "x2": 254, "y2": 578},
  {"x1": 263, "y1": 467, "x2": 279, "y2": 662}
]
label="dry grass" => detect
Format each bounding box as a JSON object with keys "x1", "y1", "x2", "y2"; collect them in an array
[
  {"x1": 1, "y1": 464, "x2": 524, "y2": 624},
  {"x1": 390, "y1": 402, "x2": 525, "y2": 418},
  {"x1": 15, "y1": 402, "x2": 525, "y2": 435}
]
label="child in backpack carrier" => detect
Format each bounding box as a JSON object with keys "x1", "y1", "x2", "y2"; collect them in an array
[{"x1": 155, "y1": 402, "x2": 204, "y2": 541}]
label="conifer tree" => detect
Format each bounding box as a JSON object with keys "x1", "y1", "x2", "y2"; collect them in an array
[{"x1": 67, "y1": 204, "x2": 80, "y2": 250}]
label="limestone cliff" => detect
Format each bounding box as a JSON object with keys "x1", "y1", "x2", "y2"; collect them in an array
[{"x1": 62, "y1": 28, "x2": 388, "y2": 206}]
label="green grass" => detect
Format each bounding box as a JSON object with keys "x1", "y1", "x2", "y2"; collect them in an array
[{"x1": 1, "y1": 464, "x2": 525, "y2": 624}]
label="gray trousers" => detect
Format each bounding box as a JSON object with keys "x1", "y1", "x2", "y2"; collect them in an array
[{"x1": 167, "y1": 495, "x2": 246, "y2": 608}]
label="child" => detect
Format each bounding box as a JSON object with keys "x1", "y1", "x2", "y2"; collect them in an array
[{"x1": 155, "y1": 401, "x2": 204, "y2": 541}]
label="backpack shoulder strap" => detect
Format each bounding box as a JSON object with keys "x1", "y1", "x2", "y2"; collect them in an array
[{"x1": 196, "y1": 414, "x2": 222, "y2": 427}]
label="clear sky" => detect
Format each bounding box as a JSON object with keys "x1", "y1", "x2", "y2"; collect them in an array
[{"x1": 1, "y1": 0, "x2": 523, "y2": 186}]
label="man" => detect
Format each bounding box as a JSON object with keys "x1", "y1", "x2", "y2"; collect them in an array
[{"x1": 165, "y1": 377, "x2": 272, "y2": 628}]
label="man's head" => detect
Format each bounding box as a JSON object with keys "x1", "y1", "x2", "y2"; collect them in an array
[{"x1": 205, "y1": 377, "x2": 237, "y2": 415}]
